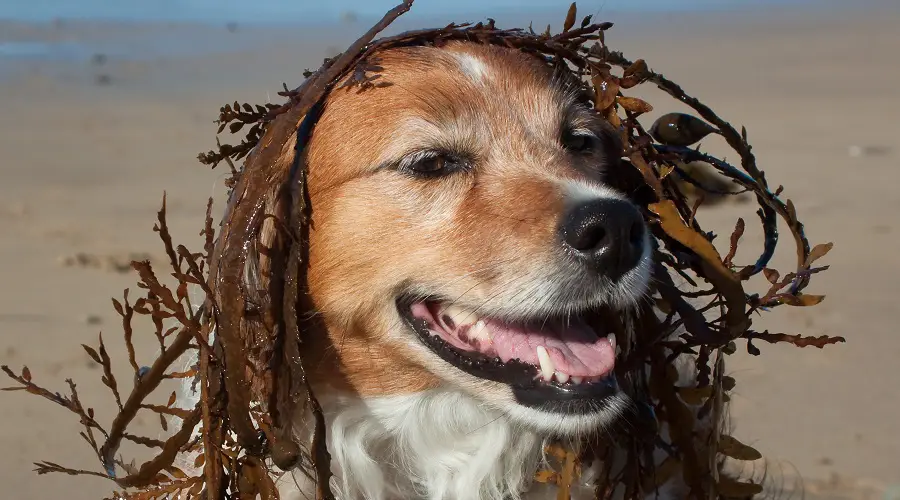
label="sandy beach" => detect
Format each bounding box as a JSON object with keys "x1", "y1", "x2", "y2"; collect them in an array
[{"x1": 1, "y1": 3, "x2": 898, "y2": 499}]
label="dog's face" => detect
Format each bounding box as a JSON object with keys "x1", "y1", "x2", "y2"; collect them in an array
[{"x1": 302, "y1": 42, "x2": 652, "y2": 435}]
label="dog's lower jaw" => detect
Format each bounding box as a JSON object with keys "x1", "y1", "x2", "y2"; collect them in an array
[{"x1": 501, "y1": 391, "x2": 630, "y2": 437}]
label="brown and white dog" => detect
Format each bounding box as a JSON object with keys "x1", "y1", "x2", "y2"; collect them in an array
[{"x1": 178, "y1": 41, "x2": 695, "y2": 500}]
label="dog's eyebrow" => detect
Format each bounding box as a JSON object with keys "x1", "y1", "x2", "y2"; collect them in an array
[
  {"x1": 373, "y1": 117, "x2": 477, "y2": 170},
  {"x1": 560, "y1": 101, "x2": 605, "y2": 133},
  {"x1": 567, "y1": 108, "x2": 601, "y2": 130}
]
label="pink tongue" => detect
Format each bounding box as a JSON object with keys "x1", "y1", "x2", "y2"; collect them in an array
[
  {"x1": 410, "y1": 303, "x2": 615, "y2": 378},
  {"x1": 485, "y1": 319, "x2": 614, "y2": 377}
]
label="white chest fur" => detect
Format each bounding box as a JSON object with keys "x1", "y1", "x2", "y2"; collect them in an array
[{"x1": 271, "y1": 390, "x2": 684, "y2": 500}]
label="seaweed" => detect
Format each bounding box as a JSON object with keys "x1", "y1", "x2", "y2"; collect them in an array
[{"x1": 3, "y1": 2, "x2": 840, "y2": 499}]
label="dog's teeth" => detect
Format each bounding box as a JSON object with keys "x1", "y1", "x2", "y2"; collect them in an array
[
  {"x1": 469, "y1": 320, "x2": 490, "y2": 341},
  {"x1": 535, "y1": 346, "x2": 554, "y2": 381},
  {"x1": 606, "y1": 333, "x2": 617, "y2": 351},
  {"x1": 441, "y1": 305, "x2": 477, "y2": 329},
  {"x1": 555, "y1": 371, "x2": 570, "y2": 384},
  {"x1": 571, "y1": 376, "x2": 584, "y2": 385}
]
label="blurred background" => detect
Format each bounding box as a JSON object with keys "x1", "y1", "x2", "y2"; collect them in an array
[{"x1": 1, "y1": 0, "x2": 898, "y2": 498}]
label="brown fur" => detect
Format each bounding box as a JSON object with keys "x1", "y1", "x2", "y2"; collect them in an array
[{"x1": 300, "y1": 42, "x2": 621, "y2": 398}]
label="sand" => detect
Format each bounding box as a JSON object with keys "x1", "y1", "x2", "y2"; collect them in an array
[{"x1": 1, "y1": 4, "x2": 898, "y2": 499}]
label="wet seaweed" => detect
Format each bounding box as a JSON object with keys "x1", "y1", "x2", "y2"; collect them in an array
[{"x1": 3, "y1": 1, "x2": 841, "y2": 499}]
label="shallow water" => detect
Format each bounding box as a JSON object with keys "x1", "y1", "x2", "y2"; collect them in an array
[
  {"x1": 0, "y1": 0, "x2": 874, "y2": 73},
  {"x1": 0, "y1": 0, "x2": 819, "y2": 24}
]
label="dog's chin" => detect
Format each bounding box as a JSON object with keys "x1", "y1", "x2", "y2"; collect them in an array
[
  {"x1": 395, "y1": 294, "x2": 632, "y2": 435},
  {"x1": 501, "y1": 393, "x2": 631, "y2": 436}
]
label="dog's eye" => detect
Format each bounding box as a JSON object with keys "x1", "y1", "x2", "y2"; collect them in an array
[
  {"x1": 401, "y1": 152, "x2": 468, "y2": 178},
  {"x1": 413, "y1": 156, "x2": 448, "y2": 174},
  {"x1": 561, "y1": 130, "x2": 597, "y2": 153}
]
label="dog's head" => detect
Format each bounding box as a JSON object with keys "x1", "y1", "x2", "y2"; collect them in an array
[{"x1": 301, "y1": 42, "x2": 652, "y2": 435}]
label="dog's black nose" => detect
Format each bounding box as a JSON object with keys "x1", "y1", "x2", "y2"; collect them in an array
[{"x1": 559, "y1": 198, "x2": 646, "y2": 281}]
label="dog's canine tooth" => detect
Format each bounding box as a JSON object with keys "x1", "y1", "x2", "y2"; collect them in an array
[
  {"x1": 535, "y1": 346, "x2": 554, "y2": 381},
  {"x1": 607, "y1": 333, "x2": 618, "y2": 354},
  {"x1": 571, "y1": 376, "x2": 584, "y2": 384},
  {"x1": 440, "y1": 304, "x2": 477, "y2": 329},
  {"x1": 555, "y1": 371, "x2": 570, "y2": 384}
]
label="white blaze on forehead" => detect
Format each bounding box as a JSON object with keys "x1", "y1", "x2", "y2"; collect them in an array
[{"x1": 451, "y1": 52, "x2": 489, "y2": 84}]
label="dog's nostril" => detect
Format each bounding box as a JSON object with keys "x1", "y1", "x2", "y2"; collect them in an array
[
  {"x1": 560, "y1": 198, "x2": 646, "y2": 281},
  {"x1": 572, "y1": 225, "x2": 608, "y2": 252}
]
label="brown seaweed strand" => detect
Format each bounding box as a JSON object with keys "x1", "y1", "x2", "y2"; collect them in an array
[
  {"x1": 112, "y1": 289, "x2": 140, "y2": 377},
  {"x1": 649, "y1": 349, "x2": 709, "y2": 498},
  {"x1": 213, "y1": 198, "x2": 267, "y2": 454},
  {"x1": 117, "y1": 408, "x2": 202, "y2": 488},
  {"x1": 627, "y1": 152, "x2": 665, "y2": 198},
  {"x1": 99, "y1": 326, "x2": 195, "y2": 476},
  {"x1": 649, "y1": 201, "x2": 748, "y2": 338},
  {"x1": 1, "y1": 368, "x2": 108, "y2": 444},
  {"x1": 267, "y1": 182, "x2": 301, "y2": 472},
  {"x1": 271, "y1": 192, "x2": 302, "y2": 466},
  {"x1": 286, "y1": 166, "x2": 334, "y2": 498},
  {"x1": 156, "y1": 194, "x2": 181, "y2": 274},
  {"x1": 205, "y1": 57, "x2": 309, "y2": 460},
  {"x1": 199, "y1": 316, "x2": 225, "y2": 497}
]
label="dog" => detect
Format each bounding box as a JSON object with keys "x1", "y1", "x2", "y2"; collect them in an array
[{"x1": 177, "y1": 41, "x2": 702, "y2": 500}]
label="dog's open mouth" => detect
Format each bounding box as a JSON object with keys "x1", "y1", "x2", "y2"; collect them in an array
[{"x1": 398, "y1": 298, "x2": 621, "y2": 409}]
